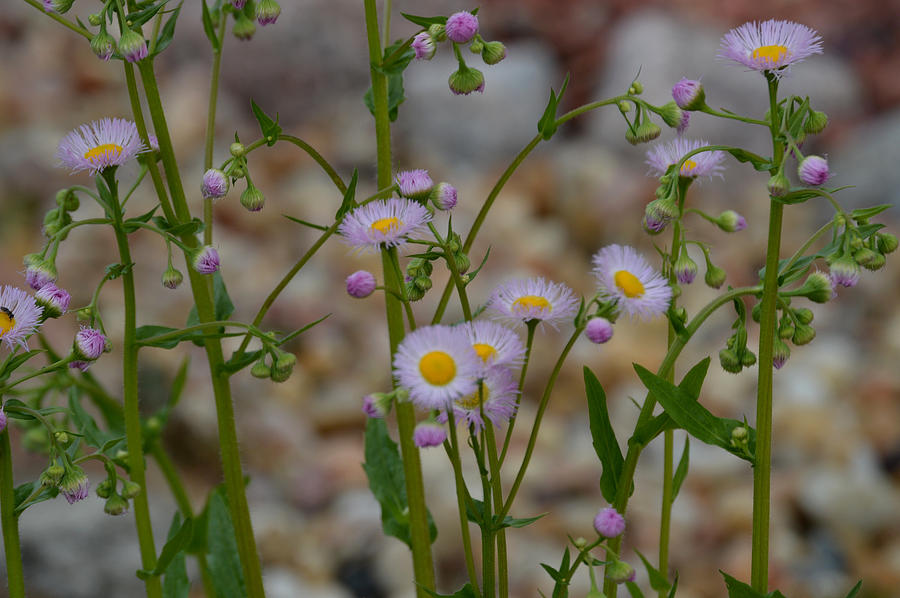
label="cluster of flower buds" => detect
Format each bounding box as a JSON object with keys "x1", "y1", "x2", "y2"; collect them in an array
[
  {"x1": 411, "y1": 11, "x2": 506, "y2": 95},
  {"x1": 250, "y1": 348, "x2": 297, "y2": 383},
  {"x1": 39, "y1": 458, "x2": 90, "y2": 504},
  {"x1": 83, "y1": 10, "x2": 148, "y2": 63},
  {"x1": 230, "y1": 0, "x2": 282, "y2": 41},
  {"x1": 405, "y1": 256, "x2": 434, "y2": 302},
  {"x1": 219, "y1": 141, "x2": 267, "y2": 212},
  {"x1": 95, "y1": 472, "x2": 141, "y2": 516},
  {"x1": 720, "y1": 302, "x2": 757, "y2": 374},
  {"x1": 42, "y1": 188, "x2": 80, "y2": 240}
]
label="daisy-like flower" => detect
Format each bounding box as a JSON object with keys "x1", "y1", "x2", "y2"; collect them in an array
[
  {"x1": 0, "y1": 286, "x2": 43, "y2": 351},
  {"x1": 463, "y1": 320, "x2": 526, "y2": 373},
  {"x1": 56, "y1": 118, "x2": 146, "y2": 174},
  {"x1": 396, "y1": 169, "x2": 434, "y2": 201},
  {"x1": 393, "y1": 325, "x2": 481, "y2": 411},
  {"x1": 201, "y1": 168, "x2": 229, "y2": 200},
  {"x1": 34, "y1": 283, "x2": 70, "y2": 319},
  {"x1": 592, "y1": 245, "x2": 672, "y2": 320},
  {"x1": 338, "y1": 198, "x2": 432, "y2": 252},
  {"x1": 193, "y1": 246, "x2": 220, "y2": 274},
  {"x1": 73, "y1": 327, "x2": 107, "y2": 362},
  {"x1": 346, "y1": 270, "x2": 377, "y2": 298},
  {"x1": 719, "y1": 20, "x2": 823, "y2": 74},
  {"x1": 645, "y1": 138, "x2": 725, "y2": 179},
  {"x1": 798, "y1": 155, "x2": 829, "y2": 186},
  {"x1": 488, "y1": 277, "x2": 579, "y2": 328},
  {"x1": 447, "y1": 366, "x2": 518, "y2": 430}
]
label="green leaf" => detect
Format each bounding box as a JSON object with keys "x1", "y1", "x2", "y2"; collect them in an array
[
  {"x1": 205, "y1": 487, "x2": 247, "y2": 597},
  {"x1": 671, "y1": 436, "x2": 690, "y2": 500},
  {"x1": 3, "y1": 400, "x2": 68, "y2": 422},
  {"x1": 135, "y1": 325, "x2": 183, "y2": 349},
  {"x1": 126, "y1": 0, "x2": 170, "y2": 28},
  {"x1": 14, "y1": 481, "x2": 59, "y2": 516},
  {"x1": 631, "y1": 358, "x2": 710, "y2": 447},
  {"x1": 842, "y1": 581, "x2": 862, "y2": 598},
  {"x1": 276, "y1": 313, "x2": 332, "y2": 347},
  {"x1": 625, "y1": 581, "x2": 647, "y2": 598},
  {"x1": 250, "y1": 99, "x2": 282, "y2": 146},
  {"x1": 400, "y1": 12, "x2": 449, "y2": 28},
  {"x1": 378, "y1": 38, "x2": 416, "y2": 76},
  {"x1": 464, "y1": 246, "x2": 492, "y2": 282},
  {"x1": 123, "y1": 205, "x2": 159, "y2": 233},
  {"x1": 281, "y1": 215, "x2": 328, "y2": 231},
  {"x1": 667, "y1": 575, "x2": 679, "y2": 598},
  {"x1": 162, "y1": 513, "x2": 190, "y2": 598},
  {"x1": 851, "y1": 204, "x2": 891, "y2": 221},
  {"x1": 106, "y1": 262, "x2": 135, "y2": 280},
  {"x1": 186, "y1": 272, "x2": 235, "y2": 346},
  {"x1": 68, "y1": 388, "x2": 115, "y2": 450},
  {"x1": 584, "y1": 366, "x2": 623, "y2": 503},
  {"x1": 363, "y1": 73, "x2": 406, "y2": 122},
  {"x1": 168, "y1": 358, "x2": 189, "y2": 411},
  {"x1": 537, "y1": 73, "x2": 570, "y2": 140},
  {"x1": 200, "y1": 0, "x2": 220, "y2": 51},
  {"x1": 551, "y1": 547, "x2": 571, "y2": 598},
  {"x1": 219, "y1": 349, "x2": 264, "y2": 376},
  {"x1": 335, "y1": 169, "x2": 358, "y2": 221},
  {"x1": 787, "y1": 96, "x2": 809, "y2": 139},
  {"x1": 164, "y1": 218, "x2": 204, "y2": 237},
  {"x1": 138, "y1": 516, "x2": 193, "y2": 579},
  {"x1": 423, "y1": 583, "x2": 478, "y2": 598},
  {"x1": 635, "y1": 549, "x2": 670, "y2": 592},
  {"x1": 774, "y1": 189, "x2": 823, "y2": 205},
  {"x1": 725, "y1": 148, "x2": 773, "y2": 172},
  {"x1": 465, "y1": 498, "x2": 545, "y2": 530},
  {"x1": 152, "y1": 2, "x2": 183, "y2": 56},
  {"x1": 362, "y1": 418, "x2": 437, "y2": 547},
  {"x1": 721, "y1": 571, "x2": 765, "y2": 598},
  {"x1": 0, "y1": 349, "x2": 43, "y2": 382}
]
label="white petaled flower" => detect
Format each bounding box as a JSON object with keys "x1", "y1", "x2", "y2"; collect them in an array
[
  {"x1": 56, "y1": 118, "x2": 146, "y2": 174},
  {"x1": 645, "y1": 138, "x2": 725, "y2": 180},
  {"x1": 463, "y1": 320, "x2": 526, "y2": 374},
  {"x1": 0, "y1": 286, "x2": 43, "y2": 351},
  {"x1": 719, "y1": 20, "x2": 823, "y2": 74},
  {"x1": 488, "y1": 277, "x2": 579, "y2": 329},
  {"x1": 393, "y1": 325, "x2": 482, "y2": 411},
  {"x1": 338, "y1": 198, "x2": 432, "y2": 252},
  {"x1": 447, "y1": 366, "x2": 518, "y2": 430},
  {"x1": 592, "y1": 245, "x2": 672, "y2": 320}
]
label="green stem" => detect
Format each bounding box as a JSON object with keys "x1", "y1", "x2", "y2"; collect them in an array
[
  {"x1": 751, "y1": 73, "x2": 786, "y2": 593},
  {"x1": 275, "y1": 135, "x2": 347, "y2": 194},
  {"x1": 472, "y1": 430, "x2": 494, "y2": 598},
  {"x1": 0, "y1": 429, "x2": 25, "y2": 598},
  {"x1": 22, "y1": 0, "x2": 92, "y2": 38},
  {"x1": 363, "y1": 2, "x2": 435, "y2": 594},
  {"x1": 109, "y1": 169, "x2": 162, "y2": 598},
  {"x1": 498, "y1": 320, "x2": 536, "y2": 466},
  {"x1": 446, "y1": 413, "x2": 481, "y2": 598},
  {"x1": 0, "y1": 357, "x2": 73, "y2": 393},
  {"x1": 699, "y1": 105, "x2": 769, "y2": 127},
  {"x1": 203, "y1": 13, "x2": 227, "y2": 246},
  {"x1": 484, "y1": 421, "x2": 508, "y2": 598},
  {"x1": 135, "y1": 58, "x2": 266, "y2": 598}
]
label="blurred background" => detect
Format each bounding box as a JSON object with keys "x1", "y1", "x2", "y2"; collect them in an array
[{"x1": 1, "y1": 1, "x2": 899, "y2": 597}]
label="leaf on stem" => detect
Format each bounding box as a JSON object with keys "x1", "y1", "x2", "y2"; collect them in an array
[
  {"x1": 250, "y1": 99, "x2": 282, "y2": 146},
  {"x1": 125, "y1": 0, "x2": 171, "y2": 28},
  {"x1": 136, "y1": 515, "x2": 193, "y2": 580},
  {"x1": 583, "y1": 366, "x2": 623, "y2": 503},
  {"x1": 631, "y1": 357, "x2": 710, "y2": 447},
  {"x1": 162, "y1": 513, "x2": 190, "y2": 598},
  {"x1": 335, "y1": 169, "x2": 359, "y2": 221},
  {"x1": 671, "y1": 436, "x2": 690, "y2": 500},
  {"x1": 725, "y1": 148, "x2": 773, "y2": 172},
  {"x1": 537, "y1": 73, "x2": 570, "y2": 140},
  {"x1": 200, "y1": 0, "x2": 220, "y2": 51},
  {"x1": 152, "y1": 2, "x2": 183, "y2": 56},
  {"x1": 204, "y1": 487, "x2": 247, "y2": 597},
  {"x1": 0, "y1": 349, "x2": 43, "y2": 383},
  {"x1": 634, "y1": 549, "x2": 670, "y2": 592},
  {"x1": 14, "y1": 481, "x2": 59, "y2": 516}
]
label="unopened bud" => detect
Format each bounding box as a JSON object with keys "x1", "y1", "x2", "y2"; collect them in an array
[
  {"x1": 270, "y1": 352, "x2": 297, "y2": 383},
  {"x1": 240, "y1": 185, "x2": 266, "y2": 212},
  {"x1": 804, "y1": 110, "x2": 828, "y2": 135},
  {"x1": 230, "y1": 142, "x2": 246, "y2": 158},
  {"x1": 877, "y1": 233, "x2": 898, "y2": 255},
  {"x1": 793, "y1": 307, "x2": 814, "y2": 325},
  {"x1": 767, "y1": 172, "x2": 790, "y2": 197},
  {"x1": 481, "y1": 40, "x2": 507, "y2": 65},
  {"x1": 121, "y1": 480, "x2": 142, "y2": 499},
  {"x1": 704, "y1": 264, "x2": 727, "y2": 289},
  {"x1": 605, "y1": 559, "x2": 635, "y2": 584},
  {"x1": 104, "y1": 494, "x2": 129, "y2": 516},
  {"x1": 792, "y1": 323, "x2": 816, "y2": 346},
  {"x1": 657, "y1": 101, "x2": 684, "y2": 129},
  {"x1": 719, "y1": 348, "x2": 742, "y2": 374},
  {"x1": 251, "y1": 358, "x2": 271, "y2": 379}
]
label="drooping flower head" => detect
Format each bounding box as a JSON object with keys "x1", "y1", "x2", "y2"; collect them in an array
[
  {"x1": 719, "y1": 20, "x2": 823, "y2": 73},
  {"x1": 338, "y1": 198, "x2": 432, "y2": 252},
  {"x1": 118, "y1": 29, "x2": 149, "y2": 63},
  {"x1": 447, "y1": 366, "x2": 518, "y2": 430},
  {"x1": 671, "y1": 78, "x2": 706, "y2": 111},
  {"x1": 256, "y1": 0, "x2": 281, "y2": 26},
  {"x1": 346, "y1": 270, "x2": 377, "y2": 298},
  {"x1": 463, "y1": 320, "x2": 526, "y2": 373},
  {"x1": 193, "y1": 246, "x2": 220, "y2": 274},
  {"x1": 412, "y1": 32, "x2": 436, "y2": 60},
  {"x1": 59, "y1": 466, "x2": 90, "y2": 504},
  {"x1": 57, "y1": 118, "x2": 146, "y2": 174},
  {"x1": 829, "y1": 255, "x2": 860, "y2": 288},
  {"x1": 74, "y1": 327, "x2": 107, "y2": 361},
  {"x1": 798, "y1": 155, "x2": 829, "y2": 186},
  {"x1": 0, "y1": 286, "x2": 43, "y2": 351},
  {"x1": 34, "y1": 283, "x2": 71, "y2": 319},
  {"x1": 646, "y1": 138, "x2": 725, "y2": 179},
  {"x1": 592, "y1": 245, "x2": 671, "y2": 320},
  {"x1": 445, "y1": 11, "x2": 479, "y2": 44},
  {"x1": 393, "y1": 325, "x2": 481, "y2": 410},
  {"x1": 24, "y1": 262, "x2": 57, "y2": 291},
  {"x1": 201, "y1": 168, "x2": 229, "y2": 200},
  {"x1": 413, "y1": 420, "x2": 447, "y2": 448},
  {"x1": 488, "y1": 278, "x2": 579, "y2": 329},
  {"x1": 585, "y1": 317, "x2": 614, "y2": 344},
  {"x1": 396, "y1": 169, "x2": 434, "y2": 201}
]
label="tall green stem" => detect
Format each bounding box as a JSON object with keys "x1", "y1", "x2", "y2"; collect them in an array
[
  {"x1": 203, "y1": 14, "x2": 228, "y2": 246},
  {"x1": 108, "y1": 169, "x2": 162, "y2": 598},
  {"x1": 0, "y1": 429, "x2": 25, "y2": 598},
  {"x1": 751, "y1": 73, "x2": 785, "y2": 592},
  {"x1": 446, "y1": 414, "x2": 481, "y2": 597},
  {"x1": 134, "y1": 59, "x2": 266, "y2": 598},
  {"x1": 363, "y1": 1, "x2": 435, "y2": 594}
]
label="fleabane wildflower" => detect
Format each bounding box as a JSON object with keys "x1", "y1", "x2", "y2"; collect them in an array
[
  {"x1": 430, "y1": 182, "x2": 458, "y2": 211},
  {"x1": 362, "y1": 392, "x2": 392, "y2": 418},
  {"x1": 445, "y1": 11, "x2": 479, "y2": 43},
  {"x1": 592, "y1": 245, "x2": 672, "y2": 320},
  {"x1": 43, "y1": 0, "x2": 73, "y2": 14},
  {"x1": 447, "y1": 367, "x2": 518, "y2": 430},
  {"x1": 671, "y1": 78, "x2": 706, "y2": 111},
  {"x1": 593, "y1": 507, "x2": 626, "y2": 538},
  {"x1": 90, "y1": 29, "x2": 116, "y2": 61},
  {"x1": 393, "y1": 325, "x2": 481, "y2": 411},
  {"x1": 646, "y1": 138, "x2": 724, "y2": 179},
  {"x1": 24, "y1": 261, "x2": 57, "y2": 291},
  {"x1": 829, "y1": 255, "x2": 860, "y2": 288},
  {"x1": 463, "y1": 320, "x2": 526, "y2": 373},
  {"x1": 0, "y1": 286, "x2": 43, "y2": 351},
  {"x1": 413, "y1": 420, "x2": 447, "y2": 448},
  {"x1": 585, "y1": 317, "x2": 614, "y2": 344},
  {"x1": 488, "y1": 278, "x2": 579, "y2": 329},
  {"x1": 34, "y1": 283, "x2": 70, "y2": 319},
  {"x1": 396, "y1": 169, "x2": 434, "y2": 201},
  {"x1": 118, "y1": 29, "x2": 149, "y2": 63},
  {"x1": 73, "y1": 327, "x2": 107, "y2": 362},
  {"x1": 346, "y1": 270, "x2": 377, "y2": 299},
  {"x1": 201, "y1": 168, "x2": 229, "y2": 200},
  {"x1": 716, "y1": 210, "x2": 747, "y2": 232},
  {"x1": 449, "y1": 66, "x2": 485, "y2": 95},
  {"x1": 338, "y1": 198, "x2": 432, "y2": 252},
  {"x1": 193, "y1": 246, "x2": 220, "y2": 274},
  {"x1": 411, "y1": 32, "x2": 436, "y2": 60},
  {"x1": 719, "y1": 20, "x2": 823, "y2": 74},
  {"x1": 57, "y1": 118, "x2": 146, "y2": 174},
  {"x1": 256, "y1": 0, "x2": 281, "y2": 26},
  {"x1": 798, "y1": 155, "x2": 829, "y2": 186},
  {"x1": 59, "y1": 466, "x2": 90, "y2": 504}
]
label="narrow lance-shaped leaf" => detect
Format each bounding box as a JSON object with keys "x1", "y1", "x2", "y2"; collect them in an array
[
  {"x1": 584, "y1": 366, "x2": 623, "y2": 503},
  {"x1": 250, "y1": 99, "x2": 282, "y2": 146}
]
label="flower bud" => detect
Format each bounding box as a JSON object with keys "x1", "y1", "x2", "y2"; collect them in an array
[
  {"x1": 606, "y1": 559, "x2": 635, "y2": 584},
  {"x1": 193, "y1": 246, "x2": 220, "y2": 274},
  {"x1": 731, "y1": 426, "x2": 749, "y2": 443},
  {"x1": 481, "y1": 41, "x2": 507, "y2": 65},
  {"x1": 828, "y1": 255, "x2": 860, "y2": 288},
  {"x1": 251, "y1": 358, "x2": 271, "y2": 379},
  {"x1": 428, "y1": 24, "x2": 446, "y2": 42},
  {"x1": 94, "y1": 478, "x2": 114, "y2": 498},
  {"x1": 671, "y1": 78, "x2": 706, "y2": 111},
  {"x1": 800, "y1": 271, "x2": 835, "y2": 303},
  {"x1": 90, "y1": 29, "x2": 116, "y2": 61},
  {"x1": 853, "y1": 247, "x2": 878, "y2": 267},
  {"x1": 628, "y1": 120, "x2": 661, "y2": 145},
  {"x1": 674, "y1": 249, "x2": 698, "y2": 285},
  {"x1": 162, "y1": 266, "x2": 184, "y2": 290},
  {"x1": 877, "y1": 232, "x2": 898, "y2": 255},
  {"x1": 396, "y1": 169, "x2": 434, "y2": 201},
  {"x1": 767, "y1": 172, "x2": 790, "y2": 197},
  {"x1": 657, "y1": 101, "x2": 684, "y2": 129},
  {"x1": 716, "y1": 210, "x2": 747, "y2": 233},
  {"x1": 118, "y1": 29, "x2": 148, "y2": 63},
  {"x1": 454, "y1": 253, "x2": 471, "y2": 275},
  {"x1": 792, "y1": 323, "x2": 816, "y2": 346},
  {"x1": 618, "y1": 101, "x2": 632, "y2": 114},
  {"x1": 405, "y1": 282, "x2": 426, "y2": 302},
  {"x1": 54, "y1": 431, "x2": 70, "y2": 446},
  {"x1": 793, "y1": 307, "x2": 814, "y2": 325},
  {"x1": 413, "y1": 421, "x2": 447, "y2": 448},
  {"x1": 362, "y1": 392, "x2": 393, "y2": 418},
  {"x1": 773, "y1": 338, "x2": 791, "y2": 370},
  {"x1": 233, "y1": 12, "x2": 257, "y2": 40},
  {"x1": 270, "y1": 351, "x2": 297, "y2": 383},
  {"x1": 741, "y1": 349, "x2": 757, "y2": 367},
  {"x1": 88, "y1": 13, "x2": 103, "y2": 26},
  {"x1": 585, "y1": 317, "x2": 614, "y2": 344},
  {"x1": 346, "y1": 270, "x2": 377, "y2": 298},
  {"x1": 104, "y1": 494, "x2": 129, "y2": 516},
  {"x1": 430, "y1": 182, "x2": 458, "y2": 211},
  {"x1": 60, "y1": 466, "x2": 90, "y2": 504},
  {"x1": 411, "y1": 32, "x2": 436, "y2": 61},
  {"x1": 255, "y1": 0, "x2": 281, "y2": 25},
  {"x1": 414, "y1": 276, "x2": 433, "y2": 291},
  {"x1": 44, "y1": 0, "x2": 74, "y2": 14},
  {"x1": 861, "y1": 251, "x2": 885, "y2": 271},
  {"x1": 448, "y1": 66, "x2": 485, "y2": 96},
  {"x1": 40, "y1": 463, "x2": 65, "y2": 487},
  {"x1": 73, "y1": 327, "x2": 107, "y2": 361},
  {"x1": 704, "y1": 264, "x2": 727, "y2": 289},
  {"x1": 35, "y1": 283, "x2": 71, "y2": 319},
  {"x1": 593, "y1": 507, "x2": 625, "y2": 537},
  {"x1": 230, "y1": 142, "x2": 246, "y2": 158},
  {"x1": 445, "y1": 11, "x2": 479, "y2": 44},
  {"x1": 798, "y1": 155, "x2": 829, "y2": 186},
  {"x1": 201, "y1": 168, "x2": 229, "y2": 200},
  {"x1": 804, "y1": 109, "x2": 828, "y2": 135},
  {"x1": 719, "y1": 348, "x2": 742, "y2": 373},
  {"x1": 778, "y1": 315, "x2": 795, "y2": 340},
  {"x1": 630, "y1": 81, "x2": 644, "y2": 94},
  {"x1": 121, "y1": 480, "x2": 142, "y2": 500},
  {"x1": 468, "y1": 38, "x2": 484, "y2": 54},
  {"x1": 240, "y1": 185, "x2": 266, "y2": 212}
]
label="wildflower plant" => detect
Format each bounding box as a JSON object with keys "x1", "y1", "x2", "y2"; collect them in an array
[{"x1": 5, "y1": 4, "x2": 890, "y2": 598}]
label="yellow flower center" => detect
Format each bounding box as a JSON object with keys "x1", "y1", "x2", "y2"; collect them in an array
[
  {"x1": 751, "y1": 44, "x2": 789, "y2": 64},
  {"x1": 680, "y1": 159, "x2": 697, "y2": 175},
  {"x1": 0, "y1": 308, "x2": 15, "y2": 338},
  {"x1": 472, "y1": 343, "x2": 497, "y2": 362},
  {"x1": 370, "y1": 217, "x2": 402, "y2": 235},
  {"x1": 419, "y1": 351, "x2": 456, "y2": 386},
  {"x1": 456, "y1": 386, "x2": 490, "y2": 410},
  {"x1": 83, "y1": 143, "x2": 124, "y2": 165},
  {"x1": 614, "y1": 270, "x2": 645, "y2": 298},
  {"x1": 512, "y1": 295, "x2": 551, "y2": 314}
]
